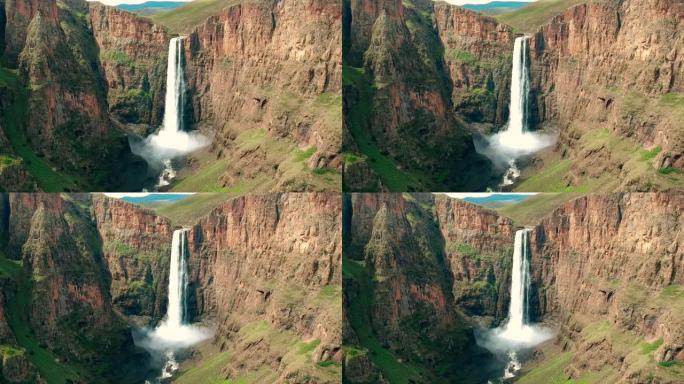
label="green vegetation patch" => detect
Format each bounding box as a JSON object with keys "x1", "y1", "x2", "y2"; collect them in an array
[
  {"x1": 175, "y1": 350, "x2": 232, "y2": 384},
  {"x1": 640, "y1": 338, "x2": 663, "y2": 355},
  {"x1": 446, "y1": 48, "x2": 477, "y2": 64},
  {"x1": 293, "y1": 146, "x2": 317, "y2": 162},
  {"x1": 657, "y1": 167, "x2": 683, "y2": 175},
  {"x1": 0, "y1": 345, "x2": 25, "y2": 357},
  {"x1": 517, "y1": 351, "x2": 574, "y2": 384},
  {"x1": 154, "y1": 193, "x2": 231, "y2": 225},
  {"x1": 497, "y1": 193, "x2": 581, "y2": 226},
  {"x1": 152, "y1": 0, "x2": 244, "y2": 34},
  {"x1": 515, "y1": 159, "x2": 576, "y2": 192},
  {"x1": 105, "y1": 50, "x2": 134, "y2": 67},
  {"x1": 496, "y1": 0, "x2": 589, "y2": 33},
  {"x1": 640, "y1": 146, "x2": 662, "y2": 161},
  {"x1": 0, "y1": 67, "x2": 82, "y2": 191}
]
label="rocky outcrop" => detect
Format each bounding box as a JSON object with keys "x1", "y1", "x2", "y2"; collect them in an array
[
  {"x1": 434, "y1": 3, "x2": 514, "y2": 126},
  {"x1": 529, "y1": 192, "x2": 684, "y2": 380},
  {"x1": 344, "y1": 193, "x2": 509, "y2": 383},
  {"x1": 183, "y1": 0, "x2": 342, "y2": 190},
  {"x1": 342, "y1": 0, "x2": 497, "y2": 191},
  {"x1": 528, "y1": 0, "x2": 684, "y2": 186},
  {"x1": 3, "y1": 0, "x2": 59, "y2": 66},
  {"x1": 1, "y1": 0, "x2": 150, "y2": 190},
  {"x1": 187, "y1": 193, "x2": 342, "y2": 382},
  {"x1": 434, "y1": 194, "x2": 515, "y2": 317},
  {"x1": 91, "y1": 195, "x2": 174, "y2": 322},
  {"x1": 88, "y1": 3, "x2": 169, "y2": 130},
  {"x1": 2, "y1": 193, "x2": 147, "y2": 382}
]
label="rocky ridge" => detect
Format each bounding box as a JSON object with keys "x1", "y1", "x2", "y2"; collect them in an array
[
  {"x1": 527, "y1": 0, "x2": 684, "y2": 190},
  {"x1": 182, "y1": 0, "x2": 343, "y2": 191}
]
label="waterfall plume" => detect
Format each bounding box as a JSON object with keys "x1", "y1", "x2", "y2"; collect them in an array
[
  {"x1": 134, "y1": 229, "x2": 212, "y2": 382},
  {"x1": 130, "y1": 37, "x2": 210, "y2": 188},
  {"x1": 474, "y1": 36, "x2": 555, "y2": 187},
  {"x1": 477, "y1": 229, "x2": 553, "y2": 381}
]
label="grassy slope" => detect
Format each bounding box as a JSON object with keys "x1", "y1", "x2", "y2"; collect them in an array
[
  {"x1": 151, "y1": 0, "x2": 243, "y2": 33},
  {"x1": 496, "y1": 0, "x2": 588, "y2": 32},
  {"x1": 171, "y1": 92, "x2": 341, "y2": 193},
  {"x1": 175, "y1": 283, "x2": 341, "y2": 384},
  {"x1": 0, "y1": 254, "x2": 86, "y2": 383},
  {"x1": 0, "y1": 67, "x2": 83, "y2": 191},
  {"x1": 496, "y1": 193, "x2": 581, "y2": 226},
  {"x1": 343, "y1": 259, "x2": 426, "y2": 383},
  {"x1": 519, "y1": 284, "x2": 684, "y2": 383},
  {"x1": 343, "y1": 65, "x2": 426, "y2": 191},
  {"x1": 153, "y1": 193, "x2": 231, "y2": 225}
]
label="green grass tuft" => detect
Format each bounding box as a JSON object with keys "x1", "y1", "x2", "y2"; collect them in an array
[
  {"x1": 640, "y1": 146, "x2": 662, "y2": 161},
  {"x1": 640, "y1": 338, "x2": 663, "y2": 355}
]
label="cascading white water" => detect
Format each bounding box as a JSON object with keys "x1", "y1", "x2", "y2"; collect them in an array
[
  {"x1": 500, "y1": 228, "x2": 531, "y2": 339},
  {"x1": 139, "y1": 228, "x2": 211, "y2": 383},
  {"x1": 504, "y1": 37, "x2": 530, "y2": 138},
  {"x1": 150, "y1": 38, "x2": 190, "y2": 151},
  {"x1": 131, "y1": 37, "x2": 209, "y2": 189},
  {"x1": 165, "y1": 229, "x2": 189, "y2": 329},
  {"x1": 474, "y1": 35, "x2": 555, "y2": 189},
  {"x1": 478, "y1": 228, "x2": 552, "y2": 382}
]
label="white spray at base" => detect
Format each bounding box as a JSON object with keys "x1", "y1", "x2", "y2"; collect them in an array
[
  {"x1": 137, "y1": 229, "x2": 212, "y2": 382},
  {"x1": 131, "y1": 37, "x2": 209, "y2": 188},
  {"x1": 478, "y1": 229, "x2": 553, "y2": 382},
  {"x1": 475, "y1": 36, "x2": 555, "y2": 188}
]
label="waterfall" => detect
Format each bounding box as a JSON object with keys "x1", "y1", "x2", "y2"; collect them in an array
[
  {"x1": 165, "y1": 229, "x2": 189, "y2": 329},
  {"x1": 478, "y1": 228, "x2": 553, "y2": 383},
  {"x1": 475, "y1": 35, "x2": 554, "y2": 189},
  {"x1": 154, "y1": 37, "x2": 186, "y2": 146},
  {"x1": 138, "y1": 227, "x2": 211, "y2": 384},
  {"x1": 131, "y1": 37, "x2": 209, "y2": 190},
  {"x1": 504, "y1": 36, "x2": 530, "y2": 138},
  {"x1": 502, "y1": 229, "x2": 530, "y2": 336}
]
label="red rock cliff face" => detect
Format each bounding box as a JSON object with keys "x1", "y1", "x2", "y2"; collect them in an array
[
  {"x1": 344, "y1": 193, "x2": 513, "y2": 383},
  {"x1": 343, "y1": 0, "x2": 496, "y2": 191},
  {"x1": 434, "y1": 3, "x2": 514, "y2": 126},
  {"x1": 3, "y1": 0, "x2": 59, "y2": 65},
  {"x1": 530, "y1": 193, "x2": 684, "y2": 377},
  {"x1": 185, "y1": 193, "x2": 341, "y2": 382},
  {"x1": 434, "y1": 194, "x2": 515, "y2": 317},
  {"x1": 185, "y1": 0, "x2": 342, "y2": 184},
  {"x1": 4, "y1": 193, "x2": 134, "y2": 371},
  {"x1": 529, "y1": 0, "x2": 684, "y2": 172},
  {"x1": 91, "y1": 195, "x2": 174, "y2": 321},
  {"x1": 88, "y1": 3, "x2": 170, "y2": 129},
  {"x1": 1, "y1": 0, "x2": 138, "y2": 181}
]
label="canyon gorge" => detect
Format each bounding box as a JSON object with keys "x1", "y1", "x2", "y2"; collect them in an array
[
  {"x1": 0, "y1": 192, "x2": 342, "y2": 383},
  {"x1": 342, "y1": 0, "x2": 684, "y2": 192},
  {"x1": 342, "y1": 192, "x2": 684, "y2": 383},
  {"x1": 0, "y1": 0, "x2": 341, "y2": 192}
]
